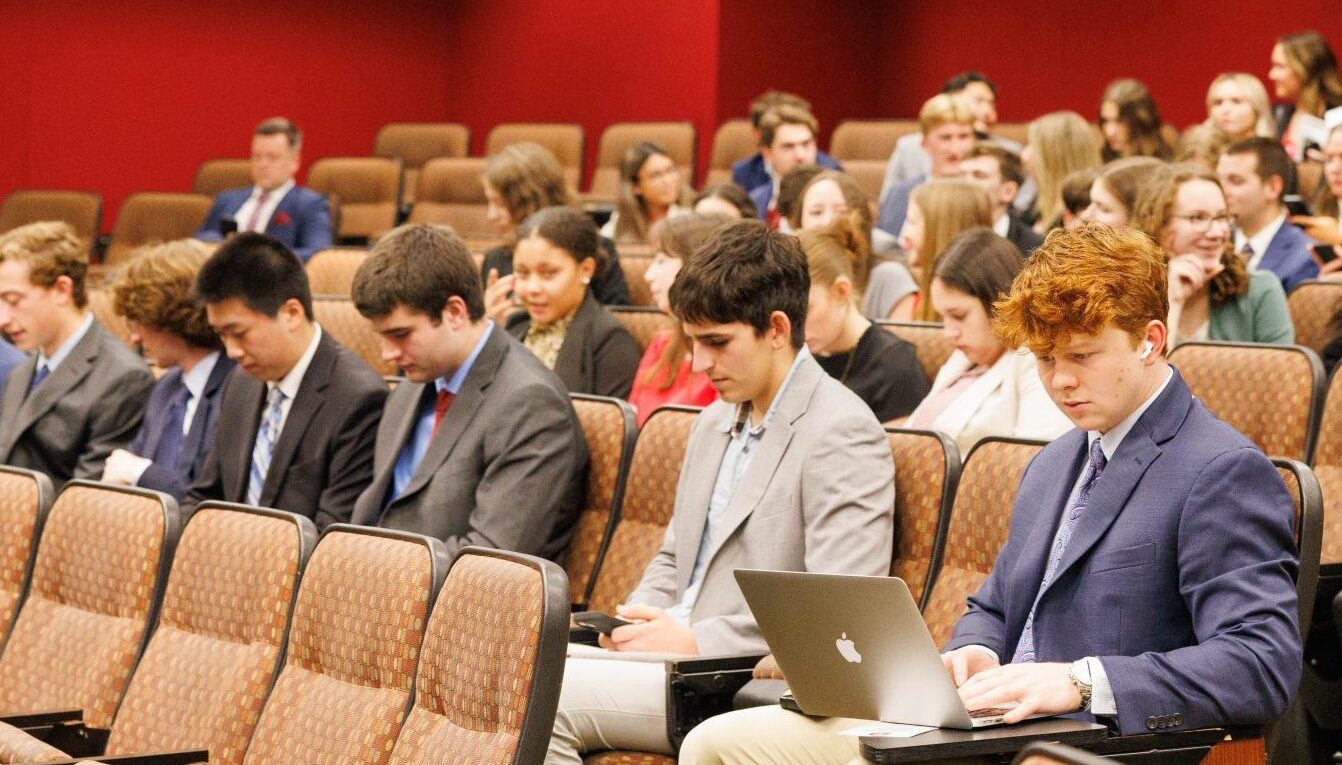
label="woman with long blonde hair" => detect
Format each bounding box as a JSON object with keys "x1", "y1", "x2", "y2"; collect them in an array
[
  {"x1": 1025, "y1": 111, "x2": 1102, "y2": 231},
  {"x1": 1204, "y1": 73, "x2": 1275, "y2": 141},
  {"x1": 897, "y1": 179, "x2": 993, "y2": 321}
]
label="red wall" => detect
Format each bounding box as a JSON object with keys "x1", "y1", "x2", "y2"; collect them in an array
[{"x1": 6, "y1": 1, "x2": 1342, "y2": 237}]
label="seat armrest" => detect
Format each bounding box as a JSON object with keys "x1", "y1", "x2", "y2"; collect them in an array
[
  {"x1": 19, "y1": 750, "x2": 209, "y2": 765},
  {"x1": 0, "y1": 711, "x2": 83, "y2": 727},
  {"x1": 665, "y1": 652, "x2": 766, "y2": 674},
  {"x1": 664, "y1": 653, "x2": 767, "y2": 750}
]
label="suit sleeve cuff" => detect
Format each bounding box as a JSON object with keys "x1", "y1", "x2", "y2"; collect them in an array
[
  {"x1": 125, "y1": 454, "x2": 154, "y2": 486},
  {"x1": 1077, "y1": 657, "x2": 1117, "y2": 716},
  {"x1": 954, "y1": 644, "x2": 1001, "y2": 661}
]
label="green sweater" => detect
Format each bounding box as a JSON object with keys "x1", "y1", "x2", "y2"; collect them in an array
[{"x1": 1209, "y1": 270, "x2": 1294, "y2": 345}]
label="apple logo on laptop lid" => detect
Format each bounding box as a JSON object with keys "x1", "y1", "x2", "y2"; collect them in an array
[{"x1": 836, "y1": 632, "x2": 862, "y2": 663}]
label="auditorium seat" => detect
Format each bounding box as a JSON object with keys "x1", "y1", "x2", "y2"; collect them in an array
[
  {"x1": 588, "y1": 123, "x2": 696, "y2": 202},
  {"x1": 240, "y1": 525, "x2": 447, "y2": 765},
  {"x1": 608, "y1": 307, "x2": 675, "y2": 353},
  {"x1": 86, "y1": 287, "x2": 135, "y2": 350},
  {"x1": 1168, "y1": 341, "x2": 1324, "y2": 462},
  {"x1": 0, "y1": 467, "x2": 52, "y2": 653},
  {"x1": 703, "y1": 119, "x2": 755, "y2": 189},
  {"x1": 485, "y1": 123, "x2": 585, "y2": 192},
  {"x1": 104, "y1": 192, "x2": 213, "y2": 266},
  {"x1": 312, "y1": 296, "x2": 395, "y2": 376},
  {"x1": 1310, "y1": 368, "x2": 1342, "y2": 566},
  {"x1": 192, "y1": 159, "x2": 253, "y2": 197},
  {"x1": 408, "y1": 157, "x2": 492, "y2": 238},
  {"x1": 567, "y1": 395, "x2": 637, "y2": 608},
  {"x1": 828, "y1": 120, "x2": 920, "y2": 162},
  {"x1": 374, "y1": 123, "x2": 470, "y2": 206},
  {"x1": 919, "y1": 437, "x2": 1046, "y2": 647},
  {"x1": 1287, "y1": 280, "x2": 1342, "y2": 357},
  {"x1": 617, "y1": 254, "x2": 655, "y2": 308},
  {"x1": 879, "y1": 320, "x2": 953, "y2": 384},
  {"x1": 385, "y1": 547, "x2": 568, "y2": 765},
  {"x1": 307, "y1": 157, "x2": 402, "y2": 242},
  {"x1": 583, "y1": 406, "x2": 699, "y2": 615},
  {"x1": 0, "y1": 482, "x2": 178, "y2": 732},
  {"x1": 841, "y1": 159, "x2": 888, "y2": 202},
  {"x1": 306, "y1": 247, "x2": 370, "y2": 297},
  {"x1": 0, "y1": 190, "x2": 102, "y2": 254}
]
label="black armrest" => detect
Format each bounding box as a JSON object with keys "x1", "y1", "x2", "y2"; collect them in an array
[
  {"x1": 666, "y1": 652, "x2": 766, "y2": 674},
  {"x1": 0, "y1": 710, "x2": 82, "y2": 727},
  {"x1": 664, "y1": 652, "x2": 767, "y2": 750},
  {"x1": 24, "y1": 750, "x2": 209, "y2": 765},
  {"x1": 1086, "y1": 727, "x2": 1227, "y2": 765}
]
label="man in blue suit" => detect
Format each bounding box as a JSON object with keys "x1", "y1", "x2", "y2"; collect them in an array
[
  {"x1": 1218, "y1": 137, "x2": 1319, "y2": 293},
  {"x1": 731, "y1": 90, "x2": 840, "y2": 194},
  {"x1": 679, "y1": 224, "x2": 1302, "y2": 763},
  {"x1": 744, "y1": 105, "x2": 837, "y2": 229},
  {"x1": 195, "y1": 117, "x2": 332, "y2": 262},
  {"x1": 100, "y1": 240, "x2": 236, "y2": 501}
]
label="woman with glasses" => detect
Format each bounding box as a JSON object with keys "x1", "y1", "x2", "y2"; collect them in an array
[
  {"x1": 1132, "y1": 164, "x2": 1293, "y2": 347},
  {"x1": 602, "y1": 141, "x2": 692, "y2": 246}
]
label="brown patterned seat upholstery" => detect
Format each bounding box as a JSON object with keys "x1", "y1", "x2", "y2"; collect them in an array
[
  {"x1": 191, "y1": 159, "x2": 253, "y2": 197},
  {"x1": 0, "y1": 467, "x2": 53, "y2": 654},
  {"x1": 387, "y1": 547, "x2": 568, "y2": 765},
  {"x1": 104, "y1": 193, "x2": 213, "y2": 266},
  {"x1": 0, "y1": 190, "x2": 102, "y2": 255},
  {"x1": 0, "y1": 482, "x2": 178, "y2": 729},
  {"x1": 408, "y1": 158, "x2": 492, "y2": 238},
  {"x1": 879, "y1": 321, "x2": 953, "y2": 384},
  {"x1": 307, "y1": 158, "x2": 402, "y2": 242},
  {"x1": 829, "y1": 120, "x2": 920, "y2": 162},
  {"x1": 588, "y1": 123, "x2": 696, "y2": 202},
  {"x1": 608, "y1": 308, "x2": 676, "y2": 353},
  {"x1": 306, "y1": 248, "x2": 370, "y2": 297},
  {"x1": 1169, "y1": 341, "x2": 1324, "y2": 462},
  {"x1": 920, "y1": 437, "x2": 1046, "y2": 648},
  {"x1": 1310, "y1": 369, "x2": 1342, "y2": 566},
  {"x1": 312, "y1": 296, "x2": 396, "y2": 377},
  {"x1": 1287, "y1": 280, "x2": 1342, "y2": 357},
  {"x1": 584, "y1": 406, "x2": 699, "y2": 614},
  {"x1": 374, "y1": 123, "x2": 470, "y2": 207},
  {"x1": 618, "y1": 256, "x2": 655, "y2": 308},
  {"x1": 567, "y1": 396, "x2": 638, "y2": 608},
  {"x1": 584, "y1": 753, "x2": 675, "y2": 765},
  {"x1": 485, "y1": 124, "x2": 585, "y2": 193},
  {"x1": 702, "y1": 119, "x2": 754, "y2": 189},
  {"x1": 241, "y1": 525, "x2": 447, "y2": 765}
]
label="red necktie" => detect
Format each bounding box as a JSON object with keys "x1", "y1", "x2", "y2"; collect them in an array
[
  {"x1": 431, "y1": 389, "x2": 454, "y2": 437},
  {"x1": 246, "y1": 190, "x2": 271, "y2": 232}
]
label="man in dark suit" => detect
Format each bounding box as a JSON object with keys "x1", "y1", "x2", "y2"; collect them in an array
[
  {"x1": 1218, "y1": 136, "x2": 1320, "y2": 292},
  {"x1": 194, "y1": 117, "x2": 333, "y2": 262},
  {"x1": 185, "y1": 233, "x2": 386, "y2": 529},
  {"x1": 731, "y1": 90, "x2": 840, "y2": 193},
  {"x1": 680, "y1": 224, "x2": 1301, "y2": 762},
  {"x1": 0, "y1": 222, "x2": 154, "y2": 489},
  {"x1": 961, "y1": 142, "x2": 1044, "y2": 255},
  {"x1": 100, "y1": 240, "x2": 236, "y2": 501},
  {"x1": 349, "y1": 223, "x2": 587, "y2": 562}
]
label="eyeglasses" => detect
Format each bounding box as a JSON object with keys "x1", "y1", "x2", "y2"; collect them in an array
[{"x1": 1172, "y1": 212, "x2": 1232, "y2": 232}]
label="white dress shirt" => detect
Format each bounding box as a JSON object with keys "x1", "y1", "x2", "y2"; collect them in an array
[
  {"x1": 266, "y1": 325, "x2": 323, "y2": 438},
  {"x1": 234, "y1": 179, "x2": 295, "y2": 233}
]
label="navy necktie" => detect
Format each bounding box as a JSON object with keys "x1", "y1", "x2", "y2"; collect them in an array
[
  {"x1": 153, "y1": 382, "x2": 191, "y2": 470},
  {"x1": 28, "y1": 363, "x2": 49, "y2": 394}
]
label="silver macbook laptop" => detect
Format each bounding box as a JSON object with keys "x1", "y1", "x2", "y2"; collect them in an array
[{"x1": 735, "y1": 569, "x2": 1037, "y2": 729}]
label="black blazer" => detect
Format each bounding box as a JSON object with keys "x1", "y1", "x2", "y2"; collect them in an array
[
  {"x1": 507, "y1": 292, "x2": 641, "y2": 399},
  {"x1": 185, "y1": 330, "x2": 387, "y2": 529},
  {"x1": 128, "y1": 355, "x2": 236, "y2": 501},
  {"x1": 1006, "y1": 212, "x2": 1045, "y2": 255}
]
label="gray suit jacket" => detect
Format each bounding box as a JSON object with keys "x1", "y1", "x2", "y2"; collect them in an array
[
  {"x1": 350, "y1": 326, "x2": 588, "y2": 563},
  {"x1": 628, "y1": 351, "x2": 895, "y2": 655},
  {"x1": 0, "y1": 320, "x2": 154, "y2": 489}
]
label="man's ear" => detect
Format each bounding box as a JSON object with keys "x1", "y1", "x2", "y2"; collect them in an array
[{"x1": 769, "y1": 310, "x2": 792, "y2": 349}]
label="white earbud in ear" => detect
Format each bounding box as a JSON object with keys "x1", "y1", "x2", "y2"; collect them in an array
[{"x1": 1139, "y1": 341, "x2": 1154, "y2": 360}]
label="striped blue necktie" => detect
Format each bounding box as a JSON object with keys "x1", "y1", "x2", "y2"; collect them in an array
[{"x1": 247, "y1": 387, "x2": 287, "y2": 506}]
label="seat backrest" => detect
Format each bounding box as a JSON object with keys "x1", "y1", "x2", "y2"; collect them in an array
[
  {"x1": 388, "y1": 547, "x2": 568, "y2": 765},
  {"x1": 0, "y1": 190, "x2": 103, "y2": 252},
  {"x1": 374, "y1": 123, "x2": 470, "y2": 168},
  {"x1": 86, "y1": 287, "x2": 136, "y2": 350},
  {"x1": 567, "y1": 395, "x2": 638, "y2": 607},
  {"x1": 618, "y1": 255, "x2": 655, "y2": 307},
  {"x1": 879, "y1": 321, "x2": 953, "y2": 384},
  {"x1": 1286, "y1": 280, "x2": 1342, "y2": 357},
  {"x1": 589, "y1": 122, "x2": 696, "y2": 197},
  {"x1": 106, "y1": 192, "x2": 213, "y2": 266},
  {"x1": 1310, "y1": 370, "x2": 1342, "y2": 565},
  {"x1": 486, "y1": 123, "x2": 585, "y2": 176},
  {"x1": 920, "y1": 438, "x2": 1046, "y2": 648},
  {"x1": 408, "y1": 157, "x2": 494, "y2": 237},
  {"x1": 886, "y1": 430, "x2": 961, "y2": 608},
  {"x1": 0, "y1": 467, "x2": 53, "y2": 654},
  {"x1": 1169, "y1": 341, "x2": 1324, "y2": 462},
  {"x1": 994, "y1": 122, "x2": 1032, "y2": 146},
  {"x1": 307, "y1": 157, "x2": 402, "y2": 240},
  {"x1": 708, "y1": 119, "x2": 757, "y2": 173},
  {"x1": 242, "y1": 525, "x2": 447, "y2": 765},
  {"x1": 0, "y1": 482, "x2": 178, "y2": 729},
  {"x1": 105, "y1": 504, "x2": 317, "y2": 765},
  {"x1": 306, "y1": 248, "x2": 370, "y2": 297},
  {"x1": 585, "y1": 406, "x2": 699, "y2": 614},
  {"x1": 840, "y1": 159, "x2": 887, "y2": 202},
  {"x1": 192, "y1": 159, "x2": 254, "y2": 196},
  {"x1": 1272, "y1": 459, "x2": 1322, "y2": 639},
  {"x1": 608, "y1": 307, "x2": 676, "y2": 352},
  {"x1": 312, "y1": 296, "x2": 395, "y2": 376},
  {"x1": 829, "y1": 120, "x2": 920, "y2": 161}
]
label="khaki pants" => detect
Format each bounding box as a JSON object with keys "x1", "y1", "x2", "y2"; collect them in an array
[{"x1": 547, "y1": 654, "x2": 674, "y2": 765}]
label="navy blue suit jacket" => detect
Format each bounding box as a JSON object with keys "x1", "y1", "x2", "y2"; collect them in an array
[
  {"x1": 1258, "y1": 221, "x2": 1320, "y2": 293},
  {"x1": 730, "y1": 151, "x2": 841, "y2": 192},
  {"x1": 195, "y1": 186, "x2": 332, "y2": 262},
  {"x1": 875, "y1": 174, "x2": 924, "y2": 238},
  {"x1": 0, "y1": 340, "x2": 23, "y2": 388},
  {"x1": 127, "y1": 356, "x2": 236, "y2": 501},
  {"x1": 947, "y1": 369, "x2": 1301, "y2": 735}
]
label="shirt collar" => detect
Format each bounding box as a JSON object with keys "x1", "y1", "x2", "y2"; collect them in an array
[
  {"x1": 721, "y1": 346, "x2": 811, "y2": 437},
  {"x1": 251, "y1": 178, "x2": 295, "y2": 202},
  {"x1": 269, "y1": 325, "x2": 322, "y2": 399},
  {"x1": 993, "y1": 213, "x2": 1011, "y2": 238},
  {"x1": 180, "y1": 351, "x2": 221, "y2": 400},
  {"x1": 437, "y1": 321, "x2": 494, "y2": 395},
  {"x1": 37, "y1": 312, "x2": 94, "y2": 372},
  {"x1": 1089, "y1": 366, "x2": 1174, "y2": 459},
  {"x1": 1234, "y1": 210, "x2": 1286, "y2": 265}
]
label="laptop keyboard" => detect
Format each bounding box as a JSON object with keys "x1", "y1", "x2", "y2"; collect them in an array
[{"x1": 969, "y1": 707, "x2": 1012, "y2": 719}]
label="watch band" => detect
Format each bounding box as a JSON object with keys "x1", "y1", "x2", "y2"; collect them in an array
[{"x1": 1068, "y1": 663, "x2": 1093, "y2": 712}]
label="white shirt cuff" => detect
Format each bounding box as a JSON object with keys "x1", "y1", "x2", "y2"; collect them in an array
[
  {"x1": 960, "y1": 644, "x2": 1001, "y2": 661},
  {"x1": 1074, "y1": 656, "x2": 1116, "y2": 716},
  {"x1": 125, "y1": 454, "x2": 153, "y2": 486}
]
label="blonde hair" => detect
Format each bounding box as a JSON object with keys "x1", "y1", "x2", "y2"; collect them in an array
[
  {"x1": 0, "y1": 221, "x2": 88, "y2": 308},
  {"x1": 1204, "y1": 73, "x2": 1275, "y2": 139},
  {"x1": 1028, "y1": 112, "x2": 1102, "y2": 228},
  {"x1": 919, "y1": 93, "x2": 974, "y2": 134},
  {"x1": 909, "y1": 180, "x2": 994, "y2": 321}
]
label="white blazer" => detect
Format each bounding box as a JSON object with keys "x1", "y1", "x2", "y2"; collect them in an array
[{"x1": 912, "y1": 348, "x2": 1073, "y2": 455}]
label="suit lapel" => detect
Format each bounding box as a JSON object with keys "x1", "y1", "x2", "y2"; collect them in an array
[
  {"x1": 552, "y1": 293, "x2": 598, "y2": 390},
  {"x1": 181, "y1": 358, "x2": 235, "y2": 473},
  {"x1": 13, "y1": 324, "x2": 102, "y2": 439},
  {"x1": 934, "y1": 351, "x2": 1012, "y2": 436},
  {"x1": 1010, "y1": 432, "x2": 1088, "y2": 622},
  {"x1": 260, "y1": 334, "x2": 334, "y2": 504},
  {"x1": 264, "y1": 186, "x2": 296, "y2": 231},
  {"x1": 675, "y1": 422, "x2": 732, "y2": 594},
  {"x1": 0, "y1": 354, "x2": 37, "y2": 458}
]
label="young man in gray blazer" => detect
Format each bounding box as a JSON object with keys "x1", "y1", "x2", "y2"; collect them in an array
[
  {"x1": 0, "y1": 221, "x2": 153, "y2": 489},
  {"x1": 547, "y1": 220, "x2": 895, "y2": 765},
  {"x1": 349, "y1": 224, "x2": 587, "y2": 562}
]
